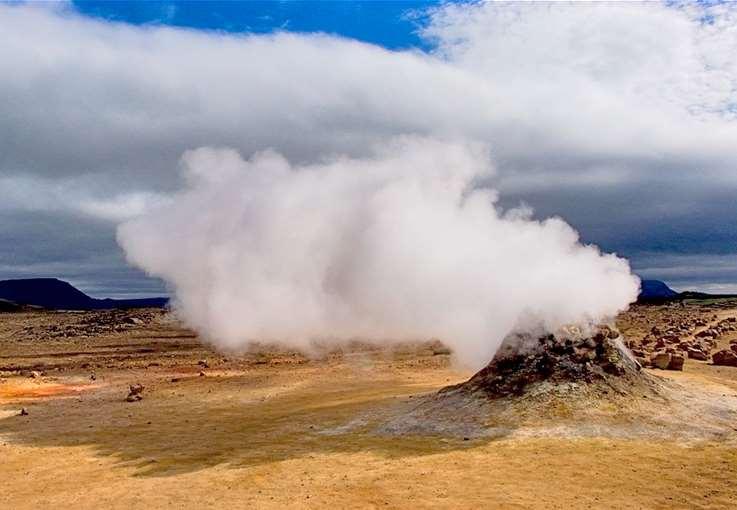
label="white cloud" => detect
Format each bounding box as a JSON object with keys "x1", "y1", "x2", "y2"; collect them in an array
[{"x1": 1, "y1": 2, "x2": 735, "y2": 187}]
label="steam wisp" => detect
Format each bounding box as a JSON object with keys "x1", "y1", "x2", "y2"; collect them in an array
[{"x1": 117, "y1": 138, "x2": 639, "y2": 368}]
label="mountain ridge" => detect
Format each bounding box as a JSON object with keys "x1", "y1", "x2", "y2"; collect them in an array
[{"x1": 0, "y1": 278, "x2": 168, "y2": 310}]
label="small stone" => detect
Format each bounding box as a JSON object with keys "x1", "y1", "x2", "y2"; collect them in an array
[
  {"x1": 197, "y1": 360, "x2": 209, "y2": 368},
  {"x1": 19, "y1": 408, "x2": 28, "y2": 416},
  {"x1": 29, "y1": 370, "x2": 41, "y2": 379},
  {"x1": 126, "y1": 383, "x2": 144, "y2": 402},
  {"x1": 199, "y1": 371, "x2": 206, "y2": 377}
]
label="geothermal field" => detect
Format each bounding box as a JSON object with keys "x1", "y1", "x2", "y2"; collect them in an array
[
  {"x1": 2, "y1": 300, "x2": 737, "y2": 508},
  {"x1": 3, "y1": 1, "x2": 737, "y2": 509}
]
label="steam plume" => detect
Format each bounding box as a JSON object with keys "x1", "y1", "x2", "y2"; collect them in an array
[{"x1": 117, "y1": 138, "x2": 639, "y2": 368}]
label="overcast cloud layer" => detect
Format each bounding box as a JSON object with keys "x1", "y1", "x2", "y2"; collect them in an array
[{"x1": 1, "y1": 2, "x2": 736, "y2": 296}]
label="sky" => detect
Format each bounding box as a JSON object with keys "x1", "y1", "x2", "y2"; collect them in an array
[{"x1": 0, "y1": 0, "x2": 736, "y2": 298}]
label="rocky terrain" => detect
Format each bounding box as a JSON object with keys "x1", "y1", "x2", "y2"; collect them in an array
[
  {"x1": 450, "y1": 325, "x2": 646, "y2": 396},
  {"x1": 618, "y1": 299, "x2": 737, "y2": 369},
  {"x1": 2, "y1": 301, "x2": 737, "y2": 508}
]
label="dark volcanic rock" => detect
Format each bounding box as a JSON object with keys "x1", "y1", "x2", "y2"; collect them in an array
[{"x1": 446, "y1": 325, "x2": 643, "y2": 398}]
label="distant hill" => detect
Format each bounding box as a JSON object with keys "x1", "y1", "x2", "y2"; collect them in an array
[
  {"x1": 0, "y1": 278, "x2": 168, "y2": 311},
  {"x1": 638, "y1": 279, "x2": 737, "y2": 302},
  {"x1": 638, "y1": 279, "x2": 679, "y2": 301}
]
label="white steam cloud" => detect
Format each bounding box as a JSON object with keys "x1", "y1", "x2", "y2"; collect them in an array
[{"x1": 118, "y1": 138, "x2": 639, "y2": 368}]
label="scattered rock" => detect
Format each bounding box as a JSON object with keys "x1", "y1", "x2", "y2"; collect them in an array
[
  {"x1": 197, "y1": 359, "x2": 209, "y2": 368},
  {"x1": 19, "y1": 407, "x2": 28, "y2": 416},
  {"x1": 28, "y1": 370, "x2": 42, "y2": 379},
  {"x1": 90, "y1": 373, "x2": 96, "y2": 381},
  {"x1": 199, "y1": 371, "x2": 206, "y2": 377}
]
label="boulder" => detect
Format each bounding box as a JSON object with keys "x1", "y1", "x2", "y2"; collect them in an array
[{"x1": 712, "y1": 350, "x2": 737, "y2": 367}]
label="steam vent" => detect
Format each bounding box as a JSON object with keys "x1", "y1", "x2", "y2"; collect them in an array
[{"x1": 446, "y1": 325, "x2": 647, "y2": 398}]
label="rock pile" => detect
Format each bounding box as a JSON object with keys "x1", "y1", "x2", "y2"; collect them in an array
[{"x1": 448, "y1": 325, "x2": 644, "y2": 398}]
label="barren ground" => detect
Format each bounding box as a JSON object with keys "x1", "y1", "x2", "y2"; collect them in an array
[{"x1": 2, "y1": 302, "x2": 737, "y2": 509}]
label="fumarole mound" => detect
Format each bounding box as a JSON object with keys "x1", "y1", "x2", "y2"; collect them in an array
[
  {"x1": 447, "y1": 325, "x2": 647, "y2": 398},
  {"x1": 379, "y1": 325, "x2": 674, "y2": 438}
]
